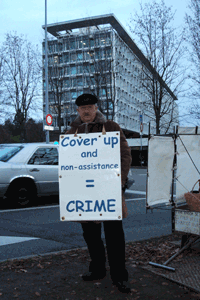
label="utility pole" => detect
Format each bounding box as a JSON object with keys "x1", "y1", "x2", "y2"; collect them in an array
[{"x1": 45, "y1": 0, "x2": 49, "y2": 143}]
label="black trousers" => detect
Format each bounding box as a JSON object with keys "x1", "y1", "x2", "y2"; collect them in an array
[{"x1": 81, "y1": 220, "x2": 128, "y2": 282}]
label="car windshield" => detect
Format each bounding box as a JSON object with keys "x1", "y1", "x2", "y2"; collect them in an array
[{"x1": 0, "y1": 145, "x2": 23, "y2": 162}]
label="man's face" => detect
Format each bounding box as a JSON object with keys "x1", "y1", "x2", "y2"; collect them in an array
[{"x1": 77, "y1": 104, "x2": 98, "y2": 123}]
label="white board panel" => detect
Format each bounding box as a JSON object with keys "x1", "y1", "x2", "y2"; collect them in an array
[
  {"x1": 176, "y1": 135, "x2": 200, "y2": 204},
  {"x1": 178, "y1": 127, "x2": 196, "y2": 134},
  {"x1": 147, "y1": 136, "x2": 174, "y2": 207},
  {"x1": 59, "y1": 131, "x2": 122, "y2": 221},
  {"x1": 175, "y1": 210, "x2": 200, "y2": 235}
]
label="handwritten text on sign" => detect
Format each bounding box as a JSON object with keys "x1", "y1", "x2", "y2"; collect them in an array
[
  {"x1": 175, "y1": 210, "x2": 200, "y2": 235},
  {"x1": 59, "y1": 131, "x2": 122, "y2": 221}
]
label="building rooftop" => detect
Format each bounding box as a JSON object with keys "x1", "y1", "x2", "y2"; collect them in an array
[{"x1": 42, "y1": 14, "x2": 177, "y2": 100}]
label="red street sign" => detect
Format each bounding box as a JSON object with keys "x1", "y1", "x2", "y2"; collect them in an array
[{"x1": 46, "y1": 114, "x2": 53, "y2": 126}]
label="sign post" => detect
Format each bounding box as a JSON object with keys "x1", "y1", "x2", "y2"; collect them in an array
[
  {"x1": 59, "y1": 131, "x2": 122, "y2": 221},
  {"x1": 46, "y1": 114, "x2": 53, "y2": 126},
  {"x1": 44, "y1": 114, "x2": 54, "y2": 131}
]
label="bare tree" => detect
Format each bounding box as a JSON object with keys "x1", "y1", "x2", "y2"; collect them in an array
[
  {"x1": 46, "y1": 40, "x2": 79, "y2": 133},
  {"x1": 185, "y1": 0, "x2": 200, "y2": 123},
  {"x1": 47, "y1": 53, "x2": 65, "y2": 134},
  {"x1": 129, "y1": 0, "x2": 186, "y2": 134},
  {"x1": 80, "y1": 27, "x2": 132, "y2": 125},
  {"x1": 79, "y1": 27, "x2": 116, "y2": 121},
  {"x1": 0, "y1": 53, "x2": 4, "y2": 119},
  {"x1": 0, "y1": 32, "x2": 42, "y2": 139}
]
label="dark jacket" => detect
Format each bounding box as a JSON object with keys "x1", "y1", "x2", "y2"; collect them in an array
[{"x1": 66, "y1": 110, "x2": 132, "y2": 219}]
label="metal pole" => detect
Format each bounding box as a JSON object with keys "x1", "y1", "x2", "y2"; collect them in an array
[
  {"x1": 171, "y1": 126, "x2": 176, "y2": 233},
  {"x1": 45, "y1": 0, "x2": 49, "y2": 143},
  {"x1": 149, "y1": 235, "x2": 200, "y2": 272},
  {"x1": 146, "y1": 122, "x2": 151, "y2": 213}
]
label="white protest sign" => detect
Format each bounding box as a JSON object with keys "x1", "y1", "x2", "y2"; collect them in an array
[{"x1": 59, "y1": 131, "x2": 122, "y2": 221}]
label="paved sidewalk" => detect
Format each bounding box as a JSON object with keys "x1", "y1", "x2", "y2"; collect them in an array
[
  {"x1": 143, "y1": 240, "x2": 200, "y2": 294},
  {"x1": 0, "y1": 233, "x2": 199, "y2": 299}
]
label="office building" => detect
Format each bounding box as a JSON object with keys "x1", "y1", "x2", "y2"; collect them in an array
[{"x1": 42, "y1": 14, "x2": 178, "y2": 138}]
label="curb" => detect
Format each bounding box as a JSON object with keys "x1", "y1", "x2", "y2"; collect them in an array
[{"x1": 0, "y1": 246, "x2": 88, "y2": 264}]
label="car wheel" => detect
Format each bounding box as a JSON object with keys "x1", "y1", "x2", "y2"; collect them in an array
[{"x1": 7, "y1": 180, "x2": 36, "y2": 208}]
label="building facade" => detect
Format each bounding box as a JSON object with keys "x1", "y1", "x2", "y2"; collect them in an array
[{"x1": 42, "y1": 14, "x2": 178, "y2": 137}]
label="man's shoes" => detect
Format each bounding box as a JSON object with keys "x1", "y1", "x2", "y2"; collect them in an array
[
  {"x1": 82, "y1": 271, "x2": 106, "y2": 281},
  {"x1": 113, "y1": 280, "x2": 131, "y2": 294}
]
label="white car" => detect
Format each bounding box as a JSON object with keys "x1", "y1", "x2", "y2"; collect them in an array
[{"x1": 0, "y1": 143, "x2": 59, "y2": 207}]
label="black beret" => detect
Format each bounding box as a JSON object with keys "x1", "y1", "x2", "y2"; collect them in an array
[{"x1": 75, "y1": 93, "x2": 98, "y2": 106}]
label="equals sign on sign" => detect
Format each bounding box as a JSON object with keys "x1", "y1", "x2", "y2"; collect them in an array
[{"x1": 86, "y1": 180, "x2": 94, "y2": 188}]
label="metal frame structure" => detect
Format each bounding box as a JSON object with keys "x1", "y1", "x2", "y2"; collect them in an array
[{"x1": 147, "y1": 125, "x2": 200, "y2": 271}]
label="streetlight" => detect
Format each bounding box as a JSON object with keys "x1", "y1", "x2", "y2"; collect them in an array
[{"x1": 45, "y1": 0, "x2": 49, "y2": 143}]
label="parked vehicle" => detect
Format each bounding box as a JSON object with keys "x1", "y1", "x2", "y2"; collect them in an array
[{"x1": 0, "y1": 143, "x2": 59, "y2": 207}]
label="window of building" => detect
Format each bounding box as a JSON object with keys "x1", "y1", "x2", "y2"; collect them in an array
[
  {"x1": 106, "y1": 35, "x2": 111, "y2": 45},
  {"x1": 65, "y1": 91, "x2": 70, "y2": 101},
  {"x1": 106, "y1": 74, "x2": 111, "y2": 84},
  {"x1": 48, "y1": 82, "x2": 52, "y2": 90},
  {"x1": 90, "y1": 64, "x2": 95, "y2": 72},
  {"x1": 95, "y1": 36, "x2": 100, "y2": 46},
  {"x1": 53, "y1": 43, "x2": 58, "y2": 53},
  {"x1": 89, "y1": 39, "x2": 94, "y2": 47},
  {"x1": 77, "y1": 64, "x2": 83, "y2": 74},
  {"x1": 102, "y1": 49, "x2": 106, "y2": 59},
  {"x1": 71, "y1": 78, "x2": 77, "y2": 88},
  {"x1": 64, "y1": 66, "x2": 70, "y2": 75},
  {"x1": 77, "y1": 52, "x2": 83, "y2": 61},
  {"x1": 83, "y1": 64, "x2": 89, "y2": 74},
  {"x1": 63, "y1": 53, "x2": 69, "y2": 63},
  {"x1": 100, "y1": 38, "x2": 106, "y2": 46},
  {"x1": 95, "y1": 50, "x2": 100, "y2": 59},
  {"x1": 70, "y1": 53, "x2": 76, "y2": 62},
  {"x1": 103, "y1": 99, "x2": 113, "y2": 110},
  {"x1": 71, "y1": 66, "x2": 76, "y2": 75},
  {"x1": 64, "y1": 78, "x2": 70, "y2": 88},
  {"x1": 76, "y1": 38, "x2": 82, "y2": 49},
  {"x1": 106, "y1": 48, "x2": 111, "y2": 58},
  {"x1": 49, "y1": 105, "x2": 55, "y2": 114},
  {"x1": 54, "y1": 56, "x2": 59, "y2": 64},
  {"x1": 59, "y1": 68, "x2": 64, "y2": 76},
  {"x1": 58, "y1": 42, "x2": 63, "y2": 52},
  {"x1": 49, "y1": 93, "x2": 55, "y2": 103},
  {"x1": 71, "y1": 91, "x2": 77, "y2": 99},
  {"x1": 83, "y1": 88, "x2": 90, "y2": 94},
  {"x1": 100, "y1": 88, "x2": 106, "y2": 97},
  {"x1": 77, "y1": 90, "x2": 83, "y2": 96},
  {"x1": 84, "y1": 51, "x2": 90, "y2": 60},
  {"x1": 48, "y1": 56, "x2": 53, "y2": 65},
  {"x1": 90, "y1": 77, "x2": 95, "y2": 86},
  {"x1": 48, "y1": 44, "x2": 53, "y2": 53},
  {"x1": 89, "y1": 50, "x2": 94, "y2": 59},
  {"x1": 60, "y1": 93, "x2": 65, "y2": 102},
  {"x1": 84, "y1": 76, "x2": 91, "y2": 86},
  {"x1": 82, "y1": 38, "x2": 89, "y2": 48},
  {"x1": 59, "y1": 55, "x2": 64, "y2": 64},
  {"x1": 77, "y1": 77, "x2": 83, "y2": 87},
  {"x1": 63, "y1": 41, "x2": 69, "y2": 51},
  {"x1": 49, "y1": 67, "x2": 56, "y2": 77},
  {"x1": 70, "y1": 39, "x2": 76, "y2": 50},
  {"x1": 65, "y1": 104, "x2": 71, "y2": 114}
]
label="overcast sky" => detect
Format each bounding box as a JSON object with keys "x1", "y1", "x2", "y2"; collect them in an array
[
  {"x1": 0, "y1": 0, "x2": 192, "y2": 125},
  {"x1": 0, "y1": 0, "x2": 188, "y2": 45}
]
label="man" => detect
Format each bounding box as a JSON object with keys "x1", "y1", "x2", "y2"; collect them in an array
[{"x1": 66, "y1": 93, "x2": 132, "y2": 294}]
